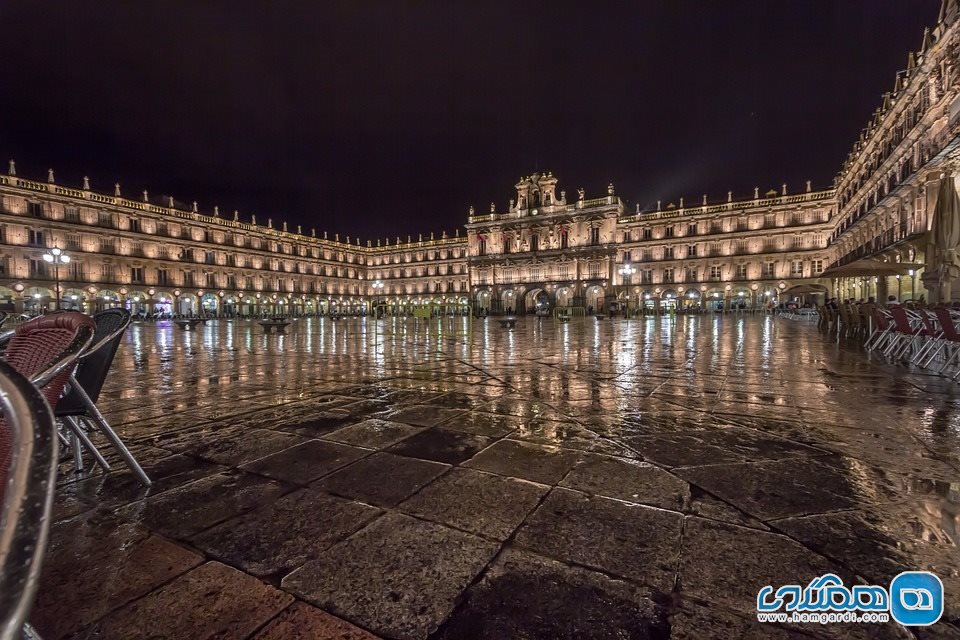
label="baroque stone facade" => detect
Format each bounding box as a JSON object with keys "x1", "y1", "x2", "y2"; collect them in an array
[
  {"x1": 466, "y1": 175, "x2": 832, "y2": 314},
  {"x1": 2, "y1": 2, "x2": 959, "y2": 316}
]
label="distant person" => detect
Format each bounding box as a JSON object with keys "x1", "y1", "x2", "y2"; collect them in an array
[{"x1": 887, "y1": 295, "x2": 900, "y2": 307}]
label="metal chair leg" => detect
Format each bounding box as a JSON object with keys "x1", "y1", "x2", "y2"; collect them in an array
[
  {"x1": 70, "y1": 431, "x2": 84, "y2": 473},
  {"x1": 62, "y1": 416, "x2": 111, "y2": 472},
  {"x1": 71, "y1": 380, "x2": 151, "y2": 486}
]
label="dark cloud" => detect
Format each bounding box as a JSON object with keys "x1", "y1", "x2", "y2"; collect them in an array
[{"x1": 0, "y1": 0, "x2": 939, "y2": 239}]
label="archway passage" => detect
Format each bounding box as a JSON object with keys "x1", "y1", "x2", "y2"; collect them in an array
[
  {"x1": 475, "y1": 290, "x2": 492, "y2": 315},
  {"x1": 524, "y1": 288, "x2": 549, "y2": 314},
  {"x1": 501, "y1": 289, "x2": 517, "y2": 315},
  {"x1": 584, "y1": 285, "x2": 605, "y2": 314}
]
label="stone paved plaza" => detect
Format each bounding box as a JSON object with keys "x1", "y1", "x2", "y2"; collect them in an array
[{"x1": 35, "y1": 314, "x2": 960, "y2": 639}]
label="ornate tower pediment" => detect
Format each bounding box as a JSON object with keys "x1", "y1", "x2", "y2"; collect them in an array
[{"x1": 515, "y1": 172, "x2": 559, "y2": 211}]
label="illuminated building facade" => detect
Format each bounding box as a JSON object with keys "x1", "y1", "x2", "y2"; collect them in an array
[{"x1": 2, "y1": 3, "x2": 959, "y2": 316}]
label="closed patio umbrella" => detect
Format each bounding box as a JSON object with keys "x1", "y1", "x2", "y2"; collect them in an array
[{"x1": 926, "y1": 174, "x2": 960, "y2": 301}]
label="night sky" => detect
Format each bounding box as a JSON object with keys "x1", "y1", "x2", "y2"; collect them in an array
[{"x1": 0, "y1": 1, "x2": 941, "y2": 240}]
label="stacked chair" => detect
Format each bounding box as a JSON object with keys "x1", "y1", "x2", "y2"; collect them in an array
[{"x1": 864, "y1": 304, "x2": 960, "y2": 379}]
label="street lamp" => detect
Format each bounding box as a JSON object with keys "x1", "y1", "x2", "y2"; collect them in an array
[
  {"x1": 618, "y1": 263, "x2": 636, "y2": 316},
  {"x1": 372, "y1": 280, "x2": 384, "y2": 316},
  {"x1": 42, "y1": 246, "x2": 70, "y2": 310}
]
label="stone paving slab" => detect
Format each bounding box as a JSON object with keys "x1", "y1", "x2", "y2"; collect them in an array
[
  {"x1": 191, "y1": 488, "x2": 382, "y2": 577},
  {"x1": 313, "y1": 452, "x2": 449, "y2": 507},
  {"x1": 463, "y1": 439, "x2": 581, "y2": 484},
  {"x1": 252, "y1": 601, "x2": 382, "y2": 639},
  {"x1": 398, "y1": 468, "x2": 548, "y2": 540},
  {"x1": 676, "y1": 456, "x2": 899, "y2": 521},
  {"x1": 386, "y1": 427, "x2": 494, "y2": 464},
  {"x1": 32, "y1": 513, "x2": 204, "y2": 640},
  {"x1": 74, "y1": 561, "x2": 293, "y2": 639},
  {"x1": 514, "y1": 487, "x2": 684, "y2": 590},
  {"x1": 433, "y1": 549, "x2": 668, "y2": 639},
  {"x1": 112, "y1": 469, "x2": 291, "y2": 538},
  {"x1": 559, "y1": 452, "x2": 690, "y2": 510},
  {"x1": 240, "y1": 439, "x2": 372, "y2": 484},
  {"x1": 283, "y1": 513, "x2": 499, "y2": 640},
  {"x1": 323, "y1": 418, "x2": 425, "y2": 449}
]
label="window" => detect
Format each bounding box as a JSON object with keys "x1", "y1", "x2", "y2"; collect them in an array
[
  {"x1": 131, "y1": 267, "x2": 144, "y2": 283},
  {"x1": 560, "y1": 233, "x2": 568, "y2": 249},
  {"x1": 207, "y1": 273, "x2": 217, "y2": 287},
  {"x1": 641, "y1": 269, "x2": 653, "y2": 284},
  {"x1": 589, "y1": 227, "x2": 600, "y2": 245},
  {"x1": 623, "y1": 231, "x2": 632, "y2": 243},
  {"x1": 66, "y1": 233, "x2": 81, "y2": 251},
  {"x1": 98, "y1": 211, "x2": 112, "y2": 227},
  {"x1": 27, "y1": 202, "x2": 42, "y2": 217},
  {"x1": 764, "y1": 262, "x2": 776, "y2": 278},
  {"x1": 791, "y1": 260, "x2": 804, "y2": 276},
  {"x1": 642, "y1": 228, "x2": 652, "y2": 240},
  {"x1": 663, "y1": 268, "x2": 675, "y2": 283},
  {"x1": 503, "y1": 238, "x2": 511, "y2": 254},
  {"x1": 129, "y1": 218, "x2": 141, "y2": 233},
  {"x1": 685, "y1": 267, "x2": 698, "y2": 282},
  {"x1": 28, "y1": 229, "x2": 44, "y2": 247},
  {"x1": 709, "y1": 266, "x2": 722, "y2": 280},
  {"x1": 687, "y1": 223, "x2": 697, "y2": 236},
  {"x1": 735, "y1": 264, "x2": 747, "y2": 279},
  {"x1": 530, "y1": 234, "x2": 539, "y2": 251},
  {"x1": 65, "y1": 207, "x2": 80, "y2": 223},
  {"x1": 812, "y1": 259, "x2": 823, "y2": 274},
  {"x1": 663, "y1": 246, "x2": 674, "y2": 259},
  {"x1": 478, "y1": 239, "x2": 487, "y2": 256},
  {"x1": 157, "y1": 268, "x2": 170, "y2": 286},
  {"x1": 29, "y1": 259, "x2": 46, "y2": 277},
  {"x1": 687, "y1": 244, "x2": 697, "y2": 257},
  {"x1": 205, "y1": 251, "x2": 216, "y2": 265},
  {"x1": 665, "y1": 226, "x2": 674, "y2": 238},
  {"x1": 623, "y1": 250, "x2": 633, "y2": 262}
]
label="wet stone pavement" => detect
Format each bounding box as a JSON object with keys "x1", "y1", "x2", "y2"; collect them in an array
[{"x1": 36, "y1": 314, "x2": 960, "y2": 639}]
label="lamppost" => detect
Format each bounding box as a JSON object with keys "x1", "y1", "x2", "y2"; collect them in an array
[
  {"x1": 618, "y1": 263, "x2": 635, "y2": 317},
  {"x1": 372, "y1": 280, "x2": 384, "y2": 317},
  {"x1": 42, "y1": 246, "x2": 70, "y2": 310}
]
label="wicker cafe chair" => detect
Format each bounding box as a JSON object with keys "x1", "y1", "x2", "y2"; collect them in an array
[
  {"x1": 55, "y1": 309, "x2": 151, "y2": 485},
  {"x1": 0, "y1": 361, "x2": 58, "y2": 640},
  {"x1": 0, "y1": 312, "x2": 95, "y2": 410}
]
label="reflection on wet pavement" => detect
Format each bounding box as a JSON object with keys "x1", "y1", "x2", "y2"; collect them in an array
[{"x1": 36, "y1": 315, "x2": 960, "y2": 638}]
